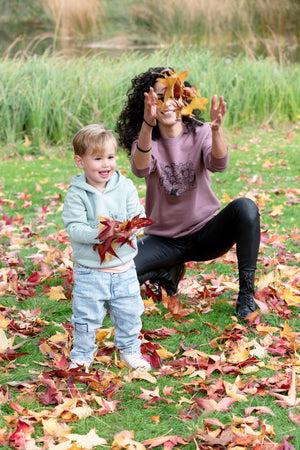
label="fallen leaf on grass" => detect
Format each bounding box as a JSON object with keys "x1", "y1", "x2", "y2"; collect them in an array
[
  {"x1": 270, "y1": 367, "x2": 300, "y2": 407},
  {"x1": 123, "y1": 368, "x2": 157, "y2": 384},
  {"x1": 151, "y1": 415, "x2": 160, "y2": 424},
  {"x1": 64, "y1": 428, "x2": 107, "y2": 448},
  {"x1": 0, "y1": 328, "x2": 15, "y2": 352},
  {"x1": 112, "y1": 430, "x2": 145, "y2": 450},
  {"x1": 194, "y1": 396, "x2": 238, "y2": 412},
  {"x1": 8, "y1": 419, "x2": 35, "y2": 449},
  {"x1": 48, "y1": 285, "x2": 66, "y2": 301},
  {"x1": 245, "y1": 406, "x2": 275, "y2": 417},
  {"x1": 224, "y1": 380, "x2": 248, "y2": 402},
  {"x1": 142, "y1": 434, "x2": 188, "y2": 450},
  {"x1": 94, "y1": 397, "x2": 120, "y2": 415},
  {"x1": 162, "y1": 290, "x2": 194, "y2": 320},
  {"x1": 41, "y1": 418, "x2": 71, "y2": 438},
  {"x1": 288, "y1": 411, "x2": 300, "y2": 425}
]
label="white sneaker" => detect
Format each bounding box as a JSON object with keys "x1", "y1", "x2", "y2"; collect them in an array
[
  {"x1": 120, "y1": 352, "x2": 151, "y2": 370},
  {"x1": 69, "y1": 361, "x2": 90, "y2": 370}
]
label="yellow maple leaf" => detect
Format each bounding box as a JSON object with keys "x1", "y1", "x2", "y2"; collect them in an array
[
  {"x1": 62, "y1": 405, "x2": 93, "y2": 420},
  {"x1": 256, "y1": 271, "x2": 276, "y2": 290},
  {"x1": 270, "y1": 204, "x2": 283, "y2": 217},
  {"x1": 228, "y1": 339, "x2": 250, "y2": 363},
  {"x1": 48, "y1": 331, "x2": 69, "y2": 344},
  {"x1": 48, "y1": 285, "x2": 66, "y2": 301},
  {"x1": 222, "y1": 191, "x2": 232, "y2": 203},
  {"x1": 282, "y1": 287, "x2": 300, "y2": 306},
  {"x1": 42, "y1": 418, "x2": 71, "y2": 438},
  {"x1": 256, "y1": 325, "x2": 279, "y2": 335},
  {"x1": 224, "y1": 380, "x2": 247, "y2": 402},
  {"x1": 280, "y1": 322, "x2": 297, "y2": 341},
  {"x1": 156, "y1": 346, "x2": 175, "y2": 359},
  {"x1": 0, "y1": 312, "x2": 12, "y2": 330},
  {"x1": 0, "y1": 329, "x2": 15, "y2": 352},
  {"x1": 95, "y1": 327, "x2": 114, "y2": 342}
]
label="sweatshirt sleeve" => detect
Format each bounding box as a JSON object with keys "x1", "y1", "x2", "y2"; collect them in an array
[
  {"x1": 125, "y1": 179, "x2": 145, "y2": 219},
  {"x1": 62, "y1": 188, "x2": 100, "y2": 244},
  {"x1": 130, "y1": 139, "x2": 157, "y2": 179},
  {"x1": 200, "y1": 125, "x2": 229, "y2": 173}
]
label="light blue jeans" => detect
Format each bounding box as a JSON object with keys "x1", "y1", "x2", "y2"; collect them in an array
[{"x1": 71, "y1": 263, "x2": 144, "y2": 364}]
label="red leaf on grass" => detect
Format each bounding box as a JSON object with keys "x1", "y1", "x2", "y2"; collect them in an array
[
  {"x1": 9, "y1": 419, "x2": 35, "y2": 449},
  {"x1": 141, "y1": 341, "x2": 161, "y2": 368}
]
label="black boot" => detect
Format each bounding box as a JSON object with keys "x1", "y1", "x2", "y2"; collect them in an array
[
  {"x1": 235, "y1": 269, "x2": 256, "y2": 320},
  {"x1": 150, "y1": 263, "x2": 186, "y2": 297}
]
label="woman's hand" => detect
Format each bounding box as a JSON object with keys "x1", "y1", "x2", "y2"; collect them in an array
[
  {"x1": 144, "y1": 87, "x2": 158, "y2": 126},
  {"x1": 210, "y1": 95, "x2": 226, "y2": 130}
]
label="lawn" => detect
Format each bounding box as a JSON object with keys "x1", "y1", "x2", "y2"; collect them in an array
[{"x1": 0, "y1": 124, "x2": 299, "y2": 449}]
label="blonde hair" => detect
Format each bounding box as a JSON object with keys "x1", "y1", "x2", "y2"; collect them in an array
[{"x1": 73, "y1": 124, "x2": 117, "y2": 156}]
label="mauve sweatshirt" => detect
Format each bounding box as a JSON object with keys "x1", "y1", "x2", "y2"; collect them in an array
[{"x1": 131, "y1": 123, "x2": 229, "y2": 238}]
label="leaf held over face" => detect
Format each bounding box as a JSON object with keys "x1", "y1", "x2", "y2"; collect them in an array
[{"x1": 156, "y1": 68, "x2": 208, "y2": 119}]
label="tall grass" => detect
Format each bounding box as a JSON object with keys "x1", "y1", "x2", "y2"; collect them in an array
[{"x1": 0, "y1": 46, "x2": 299, "y2": 147}]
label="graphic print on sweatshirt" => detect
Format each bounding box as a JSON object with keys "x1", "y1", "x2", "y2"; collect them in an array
[{"x1": 159, "y1": 160, "x2": 196, "y2": 196}]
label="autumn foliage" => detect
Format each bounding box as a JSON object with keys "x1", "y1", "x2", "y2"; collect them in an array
[
  {"x1": 94, "y1": 215, "x2": 155, "y2": 263},
  {"x1": 0, "y1": 127, "x2": 299, "y2": 448},
  {"x1": 156, "y1": 68, "x2": 208, "y2": 118}
]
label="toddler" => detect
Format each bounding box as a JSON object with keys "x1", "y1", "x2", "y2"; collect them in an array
[{"x1": 62, "y1": 124, "x2": 151, "y2": 370}]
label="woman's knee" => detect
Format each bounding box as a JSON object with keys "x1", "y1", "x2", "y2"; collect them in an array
[{"x1": 232, "y1": 198, "x2": 260, "y2": 224}]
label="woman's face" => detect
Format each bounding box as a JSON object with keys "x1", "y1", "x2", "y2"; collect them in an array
[{"x1": 153, "y1": 81, "x2": 181, "y2": 126}]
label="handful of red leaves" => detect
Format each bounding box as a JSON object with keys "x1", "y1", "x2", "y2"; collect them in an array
[{"x1": 93, "y1": 214, "x2": 154, "y2": 264}]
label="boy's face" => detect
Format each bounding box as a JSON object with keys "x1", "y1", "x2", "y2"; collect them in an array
[{"x1": 74, "y1": 141, "x2": 117, "y2": 192}]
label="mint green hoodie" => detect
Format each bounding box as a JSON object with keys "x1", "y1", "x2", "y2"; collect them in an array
[{"x1": 62, "y1": 170, "x2": 144, "y2": 268}]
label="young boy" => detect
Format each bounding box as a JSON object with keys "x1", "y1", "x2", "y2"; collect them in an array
[{"x1": 62, "y1": 124, "x2": 151, "y2": 370}]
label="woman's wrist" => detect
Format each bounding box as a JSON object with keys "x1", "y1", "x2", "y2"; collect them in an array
[
  {"x1": 210, "y1": 123, "x2": 222, "y2": 132},
  {"x1": 143, "y1": 117, "x2": 156, "y2": 128},
  {"x1": 136, "y1": 144, "x2": 152, "y2": 153}
]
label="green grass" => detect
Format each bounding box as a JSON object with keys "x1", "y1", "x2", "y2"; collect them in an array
[
  {"x1": 0, "y1": 124, "x2": 299, "y2": 448},
  {"x1": 0, "y1": 48, "x2": 300, "y2": 147}
]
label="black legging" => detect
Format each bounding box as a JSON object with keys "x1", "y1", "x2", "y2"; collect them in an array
[{"x1": 135, "y1": 198, "x2": 261, "y2": 283}]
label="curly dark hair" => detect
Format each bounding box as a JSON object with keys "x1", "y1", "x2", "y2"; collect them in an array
[{"x1": 116, "y1": 66, "x2": 205, "y2": 155}]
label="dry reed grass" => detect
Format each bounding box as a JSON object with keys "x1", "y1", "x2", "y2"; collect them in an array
[
  {"x1": 23, "y1": 0, "x2": 299, "y2": 62},
  {"x1": 43, "y1": 0, "x2": 104, "y2": 48},
  {"x1": 131, "y1": 0, "x2": 299, "y2": 62}
]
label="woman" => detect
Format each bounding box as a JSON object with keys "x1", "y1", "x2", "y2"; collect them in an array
[{"x1": 116, "y1": 67, "x2": 260, "y2": 320}]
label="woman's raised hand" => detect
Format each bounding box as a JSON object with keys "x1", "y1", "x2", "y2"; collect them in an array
[
  {"x1": 143, "y1": 87, "x2": 158, "y2": 126},
  {"x1": 210, "y1": 95, "x2": 227, "y2": 130}
]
